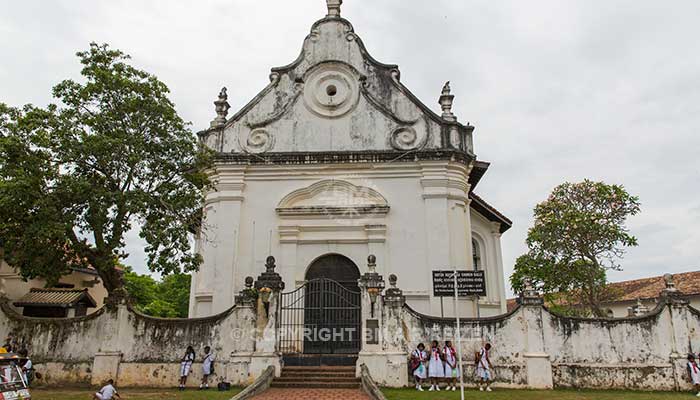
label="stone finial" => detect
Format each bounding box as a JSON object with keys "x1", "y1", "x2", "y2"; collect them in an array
[
  {"x1": 439, "y1": 81, "x2": 456, "y2": 122},
  {"x1": 211, "y1": 87, "x2": 230, "y2": 128},
  {"x1": 367, "y1": 254, "x2": 377, "y2": 273},
  {"x1": 518, "y1": 278, "x2": 544, "y2": 306},
  {"x1": 235, "y1": 276, "x2": 257, "y2": 306},
  {"x1": 326, "y1": 0, "x2": 342, "y2": 17},
  {"x1": 359, "y1": 254, "x2": 385, "y2": 317},
  {"x1": 265, "y1": 256, "x2": 276, "y2": 273},
  {"x1": 663, "y1": 273, "x2": 677, "y2": 292},
  {"x1": 661, "y1": 272, "x2": 688, "y2": 306},
  {"x1": 385, "y1": 274, "x2": 405, "y2": 308},
  {"x1": 254, "y1": 255, "x2": 285, "y2": 291}
]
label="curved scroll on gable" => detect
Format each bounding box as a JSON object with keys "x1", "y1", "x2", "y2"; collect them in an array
[
  {"x1": 276, "y1": 180, "x2": 389, "y2": 217},
  {"x1": 201, "y1": 12, "x2": 475, "y2": 155}
]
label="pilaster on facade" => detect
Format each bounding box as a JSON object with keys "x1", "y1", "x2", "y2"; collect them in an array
[
  {"x1": 205, "y1": 164, "x2": 247, "y2": 205},
  {"x1": 490, "y1": 221, "x2": 507, "y2": 312}
]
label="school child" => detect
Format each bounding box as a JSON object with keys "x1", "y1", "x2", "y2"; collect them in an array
[
  {"x1": 477, "y1": 342, "x2": 492, "y2": 392},
  {"x1": 411, "y1": 343, "x2": 428, "y2": 391},
  {"x1": 428, "y1": 340, "x2": 445, "y2": 391},
  {"x1": 443, "y1": 340, "x2": 458, "y2": 391},
  {"x1": 199, "y1": 346, "x2": 215, "y2": 390},
  {"x1": 18, "y1": 348, "x2": 33, "y2": 386},
  {"x1": 92, "y1": 379, "x2": 120, "y2": 400},
  {"x1": 688, "y1": 353, "x2": 700, "y2": 397},
  {"x1": 179, "y1": 345, "x2": 195, "y2": 390}
]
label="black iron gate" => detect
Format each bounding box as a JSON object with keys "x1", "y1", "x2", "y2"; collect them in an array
[{"x1": 278, "y1": 278, "x2": 361, "y2": 355}]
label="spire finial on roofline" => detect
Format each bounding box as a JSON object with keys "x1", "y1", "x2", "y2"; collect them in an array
[
  {"x1": 439, "y1": 81, "x2": 456, "y2": 122},
  {"x1": 327, "y1": 0, "x2": 342, "y2": 18}
]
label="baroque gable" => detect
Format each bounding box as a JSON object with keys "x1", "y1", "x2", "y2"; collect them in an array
[{"x1": 200, "y1": 7, "x2": 474, "y2": 157}]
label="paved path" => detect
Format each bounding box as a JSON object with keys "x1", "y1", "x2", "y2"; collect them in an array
[{"x1": 253, "y1": 388, "x2": 370, "y2": 399}]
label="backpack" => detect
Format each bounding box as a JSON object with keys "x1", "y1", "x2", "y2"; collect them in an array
[{"x1": 409, "y1": 350, "x2": 422, "y2": 373}]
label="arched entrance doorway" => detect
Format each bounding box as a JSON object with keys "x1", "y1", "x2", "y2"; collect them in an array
[{"x1": 278, "y1": 254, "x2": 361, "y2": 366}]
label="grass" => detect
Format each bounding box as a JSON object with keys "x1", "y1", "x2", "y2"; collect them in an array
[
  {"x1": 382, "y1": 387, "x2": 698, "y2": 400},
  {"x1": 29, "y1": 388, "x2": 241, "y2": 400},
  {"x1": 28, "y1": 387, "x2": 698, "y2": 400}
]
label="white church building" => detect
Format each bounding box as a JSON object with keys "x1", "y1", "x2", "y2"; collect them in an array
[{"x1": 189, "y1": 0, "x2": 511, "y2": 319}]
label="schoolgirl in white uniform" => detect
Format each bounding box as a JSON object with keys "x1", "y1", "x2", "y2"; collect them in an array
[
  {"x1": 443, "y1": 340, "x2": 459, "y2": 391},
  {"x1": 477, "y1": 343, "x2": 492, "y2": 392},
  {"x1": 428, "y1": 340, "x2": 444, "y2": 391},
  {"x1": 179, "y1": 346, "x2": 195, "y2": 390},
  {"x1": 688, "y1": 353, "x2": 700, "y2": 397},
  {"x1": 411, "y1": 343, "x2": 428, "y2": 391}
]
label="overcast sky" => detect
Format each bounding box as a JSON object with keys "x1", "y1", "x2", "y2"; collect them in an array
[{"x1": 2, "y1": 0, "x2": 699, "y2": 294}]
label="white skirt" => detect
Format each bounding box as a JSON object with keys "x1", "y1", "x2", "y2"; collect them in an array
[
  {"x1": 444, "y1": 363, "x2": 459, "y2": 378},
  {"x1": 180, "y1": 362, "x2": 192, "y2": 377},
  {"x1": 413, "y1": 362, "x2": 427, "y2": 379},
  {"x1": 477, "y1": 366, "x2": 491, "y2": 380},
  {"x1": 428, "y1": 357, "x2": 444, "y2": 378}
]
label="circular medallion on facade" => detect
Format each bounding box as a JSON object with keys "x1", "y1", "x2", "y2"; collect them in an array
[
  {"x1": 390, "y1": 127, "x2": 418, "y2": 150},
  {"x1": 303, "y1": 63, "x2": 359, "y2": 118},
  {"x1": 243, "y1": 128, "x2": 274, "y2": 153}
]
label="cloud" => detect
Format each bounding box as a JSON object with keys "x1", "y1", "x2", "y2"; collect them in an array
[{"x1": 2, "y1": 0, "x2": 698, "y2": 288}]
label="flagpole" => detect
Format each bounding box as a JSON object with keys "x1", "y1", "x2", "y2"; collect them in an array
[{"x1": 453, "y1": 268, "x2": 465, "y2": 400}]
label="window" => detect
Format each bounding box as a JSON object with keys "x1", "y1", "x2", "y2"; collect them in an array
[{"x1": 472, "y1": 238, "x2": 481, "y2": 271}]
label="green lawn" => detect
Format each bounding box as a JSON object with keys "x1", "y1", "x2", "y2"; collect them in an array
[
  {"x1": 29, "y1": 388, "x2": 241, "y2": 400},
  {"x1": 382, "y1": 388, "x2": 698, "y2": 400}
]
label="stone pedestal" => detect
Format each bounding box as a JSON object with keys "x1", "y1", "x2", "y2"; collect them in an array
[
  {"x1": 357, "y1": 351, "x2": 407, "y2": 387},
  {"x1": 91, "y1": 351, "x2": 122, "y2": 385},
  {"x1": 523, "y1": 352, "x2": 553, "y2": 389},
  {"x1": 252, "y1": 256, "x2": 284, "y2": 378},
  {"x1": 357, "y1": 265, "x2": 408, "y2": 387}
]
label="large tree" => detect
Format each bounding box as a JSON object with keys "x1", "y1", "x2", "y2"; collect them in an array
[
  {"x1": 0, "y1": 43, "x2": 211, "y2": 293},
  {"x1": 510, "y1": 180, "x2": 640, "y2": 317}
]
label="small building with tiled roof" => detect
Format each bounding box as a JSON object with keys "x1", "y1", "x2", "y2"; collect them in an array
[
  {"x1": 506, "y1": 270, "x2": 700, "y2": 317},
  {"x1": 13, "y1": 288, "x2": 97, "y2": 318},
  {"x1": 0, "y1": 258, "x2": 108, "y2": 315},
  {"x1": 601, "y1": 270, "x2": 700, "y2": 317}
]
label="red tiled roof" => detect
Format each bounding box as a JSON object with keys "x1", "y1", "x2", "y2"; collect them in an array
[
  {"x1": 505, "y1": 270, "x2": 700, "y2": 311},
  {"x1": 604, "y1": 271, "x2": 700, "y2": 302},
  {"x1": 469, "y1": 192, "x2": 512, "y2": 233}
]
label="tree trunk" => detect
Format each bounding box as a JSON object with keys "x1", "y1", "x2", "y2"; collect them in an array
[{"x1": 93, "y1": 256, "x2": 123, "y2": 293}]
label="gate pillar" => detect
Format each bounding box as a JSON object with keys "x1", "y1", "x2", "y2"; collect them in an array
[
  {"x1": 251, "y1": 256, "x2": 285, "y2": 378},
  {"x1": 357, "y1": 255, "x2": 408, "y2": 387}
]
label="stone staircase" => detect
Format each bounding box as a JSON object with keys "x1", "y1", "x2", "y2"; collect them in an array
[{"x1": 271, "y1": 366, "x2": 361, "y2": 389}]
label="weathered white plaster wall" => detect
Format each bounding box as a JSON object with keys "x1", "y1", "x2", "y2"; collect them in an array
[
  {"x1": 0, "y1": 289, "x2": 695, "y2": 391},
  {"x1": 388, "y1": 294, "x2": 695, "y2": 390},
  {"x1": 0, "y1": 300, "x2": 258, "y2": 387}
]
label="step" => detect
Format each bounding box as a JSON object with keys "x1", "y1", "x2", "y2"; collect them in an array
[
  {"x1": 282, "y1": 354, "x2": 358, "y2": 367},
  {"x1": 275, "y1": 376, "x2": 360, "y2": 383},
  {"x1": 281, "y1": 371, "x2": 356, "y2": 378},
  {"x1": 270, "y1": 381, "x2": 361, "y2": 389},
  {"x1": 282, "y1": 366, "x2": 355, "y2": 375}
]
